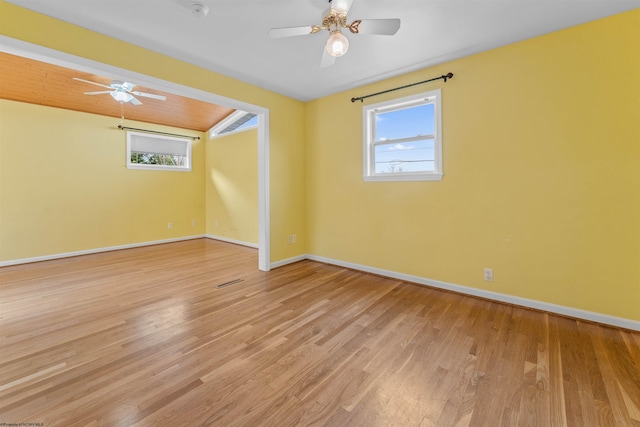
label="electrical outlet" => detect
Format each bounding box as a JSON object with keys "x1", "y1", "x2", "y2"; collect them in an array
[
  {"x1": 192, "y1": 220, "x2": 197, "y2": 227},
  {"x1": 484, "y1": 268, "x2": 493, "y2": 282},
  {"x1": 292, "y1": 234, "x2": 297, "y2": 243}
]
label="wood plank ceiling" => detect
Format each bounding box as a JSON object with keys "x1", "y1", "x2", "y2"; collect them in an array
[{"x1": 0, "y1": 52, "x2": 235, "y2": 132}]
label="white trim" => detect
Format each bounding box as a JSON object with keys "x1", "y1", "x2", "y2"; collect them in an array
[
  {"x1": 205, "y1": 235, "x2": 259, "y2": 249},
  {"x1": 363, "y1": 172, "x2": 443, "y2": 182},
  {"x1": 126, "y1": 131, "x2": 192, "y2": 171},
  {"x1": 0, "y1": 36, "x2": 270, "y2": 271},
  {"x1": 362, "y1": 89, "x2": 443, "y2": 182},
  {"x1": 0, "y1": 236, "x2": 206, "y2": 267},
  {"x1": 270, "y1": 255, "x2": 307, "y2": 269},
  {"x1": 258, "y1": 111, "x2": 270, "y2": 271},
  {"x1": 271, "y1": 253, "x2": 640, "y2": 331}
]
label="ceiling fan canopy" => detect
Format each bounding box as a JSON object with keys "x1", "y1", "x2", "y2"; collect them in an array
[
  {"x1": 73, "y1": 78, "x2": 167, "y2": 105},
  {"x1": 269, "y1": 0, "x2": 400, "y2": 67}
]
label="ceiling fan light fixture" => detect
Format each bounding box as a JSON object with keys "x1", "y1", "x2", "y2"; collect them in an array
[
  {"x1": 325, "y1": 29, "x2": 349, "y2": 57},
  {"x1": 110, "y1": 90, "x2": 133, "y2": 103}
]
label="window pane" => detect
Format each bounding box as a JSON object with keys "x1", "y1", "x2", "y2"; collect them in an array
[
  {"x1": 131, "y1": 152, "x2": 186, "y2": 166},
  {"x1": 375, "y1": 103, "x2": 435, "y2": 142},
  {"x1": 235, "y1": 114, "x2": 258, "y2": 130},
  {"x1": 374, "y1": 139, "x2": 435, "y2": 174},
  {"x1": 220, "y1": 113, "x2": 257, "y2": 134},
  {"x1": 126, "y1": 131, "x2": 191, "y2": 171}
]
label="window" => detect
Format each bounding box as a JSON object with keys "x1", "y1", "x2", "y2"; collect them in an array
[
  {"x1": 209, "y1": 110, "x2": 257, "y2": 138},
  {"x1": 363, "y1": 89, "x2": 442, "y2": 182},
  {"x1": 126, "y1": 131, "x2": 192, "y2": 171}
]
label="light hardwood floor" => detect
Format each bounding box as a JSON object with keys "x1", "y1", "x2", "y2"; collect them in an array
[{"x1": 1, "y1": 239, "x2": 639, "y2": 426}]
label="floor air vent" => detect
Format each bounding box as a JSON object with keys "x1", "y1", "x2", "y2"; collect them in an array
[{"x1": 215, "y1": 279, "x2": 244, "y2": 289}]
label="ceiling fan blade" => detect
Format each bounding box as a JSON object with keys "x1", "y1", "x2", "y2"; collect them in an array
[
  {"x1": 269, "y1": 26, "x2": 316, "y2": 38},
  {"x1": 349, "y1": 18, "x2": 400, "y2": 35},
  {"x1": 131, "y1": 91, "x2": 167, "y2": 101},
  {"x1": 73, "y1": 77, "x2": 113, "y2": 89},
  {"x1": 129, "y1": 96, "x2": 143, "y2": 106},
  {"x1": 332, "y1": 0, "x2": 354, "y2": 13},
  {"x1": 320, "y1": 48, "x2": 336, "y2": 68},
  {"x1": 83, "y1": 91, "x2": 112, "y2": 95}
]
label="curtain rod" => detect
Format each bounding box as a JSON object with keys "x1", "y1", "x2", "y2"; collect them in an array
[
  {"x1": 118, "y1": 125, "x2": 201, "y2": 140},
  {"x1": 351, "y1": 72, "x2": 454, "y2": 103}
]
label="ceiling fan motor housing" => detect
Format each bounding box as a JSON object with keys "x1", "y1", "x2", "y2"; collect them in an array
[
  {"x1": 322, "y1": 8, "x2": 347, "y2": 30},
  {"x1": 190, "y1": 3, "x2": 209, "y2": 18}
]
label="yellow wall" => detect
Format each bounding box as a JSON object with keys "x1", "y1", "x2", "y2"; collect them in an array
[
  {"x1": 206, "y1": 129, "x2": 258, "y2": 244},
  {"x1": 0, "y1": 0, "x2": 307, "y2": 263},
  {"x1": 0, "y1": 100, "x2": 205, "y2": 260},
  {"x1": 305, "y1": 9, "x2": 640, "y2": 321},
  {"x1": 1, "y1": 1, "x2": 638, "y2": 322}
]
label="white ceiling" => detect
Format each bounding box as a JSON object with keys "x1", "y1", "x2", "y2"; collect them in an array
[{"x1": 6, "y1": 0, "x2": 640, "y2": 101}]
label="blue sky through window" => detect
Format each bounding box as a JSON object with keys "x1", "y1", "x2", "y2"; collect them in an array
[
  {"x1": 374, "y1": 103, "x2": 435, "y2": 173},
  {"x1": 238, "y1": 115, "x2": 258, "y2": 130},
  {"x1": 376, "y1": 103, "x2": 434, "y2": 141}
]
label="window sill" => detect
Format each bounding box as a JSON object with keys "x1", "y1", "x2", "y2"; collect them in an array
[
  {"x1": 127, "y1": 164, "x2": 191, "y2": 172},
  {"x1": 363, "y1": 172, "x2": 443, "y2": 182}
]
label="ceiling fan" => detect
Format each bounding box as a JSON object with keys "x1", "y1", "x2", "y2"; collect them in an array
[
  {"x1": 73, "y1": 78, "x2": 167, "y2": 105},
  {"x1": 268, "y1": 0, "x2": 400, "y2": 67}
]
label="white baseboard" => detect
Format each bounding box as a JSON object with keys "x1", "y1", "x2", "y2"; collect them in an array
[
  {"x1": 0, "y1": 235, "x2": 206, "y2": 267},
  {"x1": 270, "y1": 254, "x2": 307, "y2": 269},
  {"x1": 273, "y1": 253, "x2": 640, "y2": 332},
  {"x1": 205, "y1": 234, "x2": 258, "y2": 249},
  {"x1": 4, "y1": 241, "x2": 637, "y2": 331}
]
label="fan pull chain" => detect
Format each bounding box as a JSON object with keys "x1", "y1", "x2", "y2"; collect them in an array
[{"x1": 120, "y1": 102, "x2": 125, "y2": 127}]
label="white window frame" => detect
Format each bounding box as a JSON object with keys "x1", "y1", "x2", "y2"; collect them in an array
[
  {"x1": 126, "y1": 131, "x2": 192, "y2": 172},
  {"x1": 363, "y1": 89, "x2": 442, "y2": 182}
]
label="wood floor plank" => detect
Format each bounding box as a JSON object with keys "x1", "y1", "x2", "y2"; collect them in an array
[{"x1": 1, "y1": 239, "x2": 639, "y2": 426}]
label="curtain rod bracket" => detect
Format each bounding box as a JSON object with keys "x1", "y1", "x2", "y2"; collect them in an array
[
  {"x1": 117, "y1": 125, "x2": 200, "y2": 140},
  {"x1": 351, "y1": 72, "x2": 454, "y2": 103}
]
